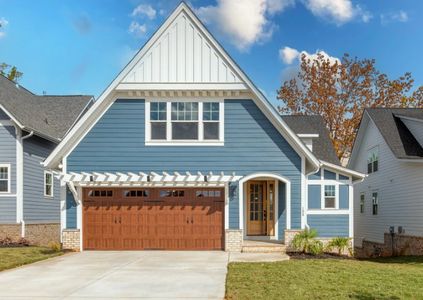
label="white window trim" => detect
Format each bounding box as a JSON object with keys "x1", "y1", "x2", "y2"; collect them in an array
[
  {"x1": 44, "y1": 170, "x2": 54, "y2": 198},
  {"x1": 307, "y1": 168, "x2": 352, "y2": 211},
  {"x1": 145, "y1": 98, "x2": 224, "y2": 146},
  {"x1": 0, "y1": 164, "x2": 11, "y2": 194},
  {"x1": 372, "y1": 190, "x2": 378, "y2": 215},
  {"x1": 367, "y1": 145, "x2": 379, "y2": 174},
  {"x1": 360, "y1": 192, "x2": 365, "y2": 214}
]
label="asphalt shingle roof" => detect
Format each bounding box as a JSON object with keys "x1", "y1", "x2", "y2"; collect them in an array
[
  {"x1": 282, "y1": 115, "x2": 341, "y2": 165},
  {"x1": 0, "y1": 75, "x2": 93, "y2": 141},
  {"x1": 366, "y1": 108, "x2": 423, "y2": 159}
]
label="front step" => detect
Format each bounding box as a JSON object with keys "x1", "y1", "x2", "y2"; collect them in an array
[{"x1": 242, "y1": 242, "x2": 286, "y2": 253}]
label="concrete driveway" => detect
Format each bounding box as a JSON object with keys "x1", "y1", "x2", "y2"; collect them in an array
[{"x1": 0, "y1": 251, "x2": 229, "y2": 299}]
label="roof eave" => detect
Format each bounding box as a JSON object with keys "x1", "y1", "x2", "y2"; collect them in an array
[{"x1": 320, "y1": 160, "x2": 366, "y2": 182}]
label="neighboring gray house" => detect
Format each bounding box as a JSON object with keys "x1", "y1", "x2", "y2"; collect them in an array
[
  {"x1": 0, "y1": 75, "x2": 92, "y2": 245},
  {"x1": 349, "y1": 108, "x2": 423, "y2": 256}
]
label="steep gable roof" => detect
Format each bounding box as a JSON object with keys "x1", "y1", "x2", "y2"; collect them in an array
[
  {"x1": 0, "y1": 75, "x2": 93, "y2": 141},
  {"x1": 282, "y1": 115, "x2": 341, "y2": 166},
  {"x1": 44, "y1": 2, "x2": 320, "y2": 170},
  {"x1": 349, "y1": 108, "x2": 423, "y2": 168}
]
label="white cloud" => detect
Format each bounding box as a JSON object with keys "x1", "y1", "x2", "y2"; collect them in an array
[
  {"x1": 131, "y1": 4, "x2": 157, "y2": 19},
  {"x1": 304, "y1": 0, "x2": 370, "y2": 25},
  {"x1": 380, "y1": 10, "x2": 408, "y2": 25},
  {"x1": 301, "y1": 50, "x2": 340, "y2": 65},
  {"x1": 196, "y1": 0, "x2": 293, "y2": 51},
  {"x1": 279, "y1": 46, "x2": 300, "y2": 64},
  {"x1": 129, "y1": 21, "x2": 147, "y2": 38},
  {"x1": 0, "y1": 17, "x2": 9, "y2": 39}
]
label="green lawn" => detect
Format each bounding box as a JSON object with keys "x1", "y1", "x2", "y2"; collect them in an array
[
  {"x1": 226, "y1": 256, "x2": 423, "y2": 300},
  {"x1": 0, "y1": 247, "x2": 63, "y2": 272}
]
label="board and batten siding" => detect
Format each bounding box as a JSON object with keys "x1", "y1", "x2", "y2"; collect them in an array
[
  {"x1": 352, "y1": 118, "x2": 423, "y2": 246},
  {"x1": 122, "y1": 12, "x2": 241, "y2": 84},
  {"x1": 0, "y1": 124, "x2": 17, "y2": 223},
  {"x1": 23, "y1": 136, "x2": 60, "y2": 223},
  {"x1": 66, "y1": 99, "x2": 302, "y2": 238}
]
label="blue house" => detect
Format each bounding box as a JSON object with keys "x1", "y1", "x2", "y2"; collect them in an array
[
  {"x1": 44, "y1": 2, "x2": 364, "y2": 251},
  {"x1": 0, "y1": 75, "x2": 92, "y2": 245}
]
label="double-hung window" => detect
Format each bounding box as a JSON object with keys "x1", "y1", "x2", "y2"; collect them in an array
[
  {"x1": 324, "y1": 185, "x2": 336, "y2": 209},
  {"x1": 360, "y1": 193, "x2": 365, "y2": 213},
  {"x1": 147, "y1": 100, "x2": 223, "y2": 144},
  {"x1": 367, "y1": 147, "x2": 379, "y2": 174},
  {"x1": 0, "y1": 165, "x2": 10, "y2": 193},
  {"x1": 372, "y1": 192, "x2": 378, "y2": 215},
  {"x1": 44, "y1": 171, "x2": 53, "y2": 197}
]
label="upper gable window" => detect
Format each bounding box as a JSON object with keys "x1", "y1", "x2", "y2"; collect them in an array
[
  {"x1": 146, "y1": 100, "x2": 224, "y2": 145},
  {"x1": 367, "y1": 146, "x2": 379, "y2": 174}
]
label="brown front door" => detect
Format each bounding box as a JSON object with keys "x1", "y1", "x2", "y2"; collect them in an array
[
  {"x1": 246, "y1": 181, "x2": 275, "y2": 236},
  {"x1": 82, "y1": 187, "x2": 224, "y2": 250}
]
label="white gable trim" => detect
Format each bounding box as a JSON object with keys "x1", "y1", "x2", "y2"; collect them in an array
[{"x1": 43, "y1": 2, "x2": 320, "y2": 170}]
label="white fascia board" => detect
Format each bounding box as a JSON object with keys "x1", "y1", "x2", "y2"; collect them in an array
[
  {"x1": 298, "y1": 134, "x2": 319, "y2": 138},
  {"x1": 348, "y1": 111, "x2": 370, "y2": 169},
  {"x1": 116, "y1": 83, "x2": 248, "y2": 91},
  {"x1": 43, "y1": 2, "x2": 320, "y2": 170},
  {"x1": 320, "y1": 160, "x2": 366, "y2": 181}
]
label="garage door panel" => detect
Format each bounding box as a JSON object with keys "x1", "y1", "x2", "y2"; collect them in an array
[{"x1": 83, "y1": 188, "x2": 224, "y2": 250}]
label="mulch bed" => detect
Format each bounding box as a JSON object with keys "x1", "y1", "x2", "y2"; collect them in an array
[{"x1": 287, "y1": 252, "x2": 353, "y2": 260}]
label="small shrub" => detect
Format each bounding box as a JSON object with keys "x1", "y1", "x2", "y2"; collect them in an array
[
  {"x1": 48, "y1": 241, "x2": 61, "y2": 252},
  {"x1": 0, "y1": 237, "x2": 13, "y2": 247},
  {"x1": 326, "y1": 237, "x2": 351, "y2": 255},
  {"x1": 291, "y1": 228, "x2": 320, "y2": 254},
  {"x1": 309, "y1": 240, "x2": 324, "y2": 255},
  {"x1": 16, "y1": 238, "x2": 30, "y2": 246}
]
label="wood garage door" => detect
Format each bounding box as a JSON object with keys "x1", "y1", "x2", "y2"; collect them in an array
[{"x1": 82, "y1": 187, "x2": 225, "y2": 250}]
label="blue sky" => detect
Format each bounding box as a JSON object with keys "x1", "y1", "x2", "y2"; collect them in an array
[{"x1": 0, "y1": 0, "x2": 422, "y2": 107}]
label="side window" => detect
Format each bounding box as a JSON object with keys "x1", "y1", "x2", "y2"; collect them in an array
[
  {"x1": 367, "y1": 147, "x2": 379, "y2": 174},
  {"x1": 360, "y1": 193, "x2": 365, "y2": 213},
  {"x1": 372, "y1": 192, "x2": 378, "y2": 215},
  {"x1": 150, "y1": 102, "x2": 167, "y2": 140},
  {"x1": 324, "y1": 185, "x2": 336, "y2": 209},
  {"x1": 44, "y1": 171, "x2": 53, "y2": 197},
  {"x1": 0, "y1": 165, "x2": 10, "y2": 193}
]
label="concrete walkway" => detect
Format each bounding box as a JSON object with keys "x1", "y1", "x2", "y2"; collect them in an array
[{"x1": 0, "y1": 251, "x2": 229, "y2": 299}]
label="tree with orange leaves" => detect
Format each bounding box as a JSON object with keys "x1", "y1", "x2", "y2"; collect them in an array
[{"x1": 277, "y1": 53, "x2": 422, "y2": 163}]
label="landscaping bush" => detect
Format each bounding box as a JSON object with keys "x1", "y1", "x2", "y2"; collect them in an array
[
  {"x1": 291, "y1": 228, "x2": 323, "y2": 255},
  {"x1": 48, "y1": 241, "x2": 61, "y2": 252},
  {"x1": 0, "y1": 237, "x2": 13, "y2": 247},
  {"x1": 0, "y1": 237, "x2": 30, "y2": 247},
  {"x1": 326, "y1": 237, "x2": 351, "y2": 255}
]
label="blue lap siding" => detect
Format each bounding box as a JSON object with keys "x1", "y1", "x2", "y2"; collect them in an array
[
  {"x1": 66, "y1": 99, "x2": 302, "y2": 236},
  {"x1": 23, "y1": 136, "x2": 60, "y2": 223},
  {"x1": 0, "y1": 124, "x2": 16, "y2": 223},
  {"x1": 307, "y1": 214, "x2": 349, "y2": 237}
]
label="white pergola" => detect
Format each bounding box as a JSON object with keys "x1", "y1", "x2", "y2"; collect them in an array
[{"x1": 56, "y1": 171, "x2": 243, "y2": 203}]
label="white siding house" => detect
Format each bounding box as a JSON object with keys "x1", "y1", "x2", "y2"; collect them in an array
[{"x1": 349, "y1": 109, "x2": 423, "y2": 247}]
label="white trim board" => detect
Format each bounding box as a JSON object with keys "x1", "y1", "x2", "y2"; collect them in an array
[{"x1": 43, "y1": 2, "x2": 320, "y2": 172}]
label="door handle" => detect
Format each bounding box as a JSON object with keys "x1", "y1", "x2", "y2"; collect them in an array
[
  {"x1": 191, "y1": 217, "x2": 194, "y2": 224},
  {"x1": 119, "y1": 217, "x2": 121, "y2": 224},
  {"x1": 186, "y1": 217, "x2": 189, "y2": 224}
]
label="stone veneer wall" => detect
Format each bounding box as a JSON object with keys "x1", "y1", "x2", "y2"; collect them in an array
[
  {"x1": 284, "y1": 229, "x2": 302, "y2": 251},
  {"x1": 62, "y1": 229, "x2": 81, "y2": 251},
  {"x1": 225, "y1": 229, "x2": 243, "y2": 252},
  {"x1": 355, "y1": 233, "x2": 423, "y2": 258},
  {"x1": 25, "y1": 223, "x2": 60, "y2": 246},
  {"x1": 0, "y1": 224, "x2": 21, "y2": 241}
]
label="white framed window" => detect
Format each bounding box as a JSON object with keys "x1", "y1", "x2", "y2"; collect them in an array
[
  {"x1": 367, "y1": 146, "x2": 379, "y2": 174},
  {"x1": 44, "y1": 171, "x2": 53, "y2": 197},
  {"x1": 360, "y1": 193, "x2": 365, "y2": 213},
  {"x1": 145, "y1": 99, "x2": 224, "y2": 145},
  {"x1": 0, "y1": 164, "x2": 10, "y2": 193},
  {"x1": 324, "y1": 185, "x2": 336, "y2": 209},
  {"x1": 372, "y1": 192, "x2": 378, "y2": 215}
]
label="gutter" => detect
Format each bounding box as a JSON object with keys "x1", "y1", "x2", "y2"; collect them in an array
[{"x1": 19, "y1": 131, "x2": 33, "y2": 237}]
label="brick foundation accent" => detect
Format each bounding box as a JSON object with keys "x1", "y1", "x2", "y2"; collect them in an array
[
  {"x1": 225, "y1": 229, "x2": 243, "y2": 252},
  {"x1": 25, "y1": 223, "x2": 60, "y2": 246},
  {"x1": 0, "y1": 224, "x2": 21, "y2": 241},
  {"x1": 355, "y1": 233, "x2": 423, "y2": 258},
  {"x1": 62, "y1": 229, "x2": 81, "y2": 251},
  {"x1": 284, "y1": 229, "x2": 302, "y2": 251}
]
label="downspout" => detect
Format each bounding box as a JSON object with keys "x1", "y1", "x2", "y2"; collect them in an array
[{"x1": 19, "y1": 131, "x2": 33, "y2": 237}]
